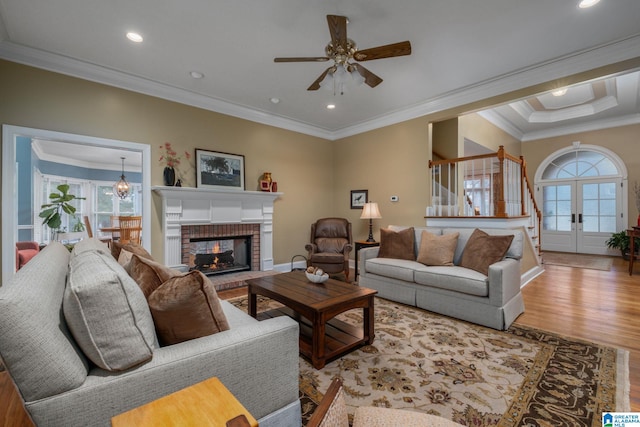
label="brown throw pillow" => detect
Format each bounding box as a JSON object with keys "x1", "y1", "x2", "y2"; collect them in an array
[
  {"x1": 417, "y1": 230, "x2": 459, "y2": 266},
  {"x1": 128, "y1": 255, "x2": 182, "y2": 299},
  {"x1": 111, "y1": 241, "x2": 153, "y2": 262},
  {"x1": 377, "y1": 227, "x2": 416, "y2": 260},
  {"x1": 148, "y1": 271, "x2": 230, "y2": 346},
  {"x1": 459, "y1": 229, "x2": 514, "y2": 275}
]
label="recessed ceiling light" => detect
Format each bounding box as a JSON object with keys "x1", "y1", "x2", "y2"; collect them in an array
[
  {"x1": 551, "y1": 88, "x2": 568, "y2": 97},
  {"x1": 270, "y1": 97, "x2": 280, "y2": 104},
  {"x1": 189, "y1": 71, "x2": 204, "y2": 79},
  {"x1": 326, "y1": 104, "x2": 336, "y2": 110},
  {"x1": 578, "y1": 0, "x2": 600, "y2": 9},
  {"x1": 126, "y1": 32, "x2": 143, "y2": 43}
]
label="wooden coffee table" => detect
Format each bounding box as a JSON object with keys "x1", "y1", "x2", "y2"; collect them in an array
[{"x1": 246, "y1": 271, "x2": 377, "y2": 369}]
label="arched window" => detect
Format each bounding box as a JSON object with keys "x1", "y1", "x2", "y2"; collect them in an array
[{"x1": 541, "y1": 150, "x2": 619, "y2": 180}]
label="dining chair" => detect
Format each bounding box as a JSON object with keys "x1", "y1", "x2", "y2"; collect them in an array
[
  {"x1": 110, "y1": 215, "x2": 120, "y2": 240},
  {"x1": 84, "y1": 216, "x2": 112, "y2": 246},
  {"x1": 118, "y1": 216, "x2": 142, "y2": 245}
]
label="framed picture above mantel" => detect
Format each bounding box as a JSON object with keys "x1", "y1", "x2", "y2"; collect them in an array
[{"x1": 196, "y1": 149, "x2": 245, "y2": 191}]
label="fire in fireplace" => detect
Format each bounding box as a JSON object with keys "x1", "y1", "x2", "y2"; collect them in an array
[{"x1": 189, "y1": 236, "x2": 251, "y2": 276}]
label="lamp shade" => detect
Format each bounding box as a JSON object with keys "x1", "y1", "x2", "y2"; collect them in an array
[{"x1": 360, "y1": 202, "x2": 382, "y2": 220}]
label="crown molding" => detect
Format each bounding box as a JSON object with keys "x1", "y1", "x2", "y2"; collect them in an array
[
  {"x1": 0, "y1": 42, "x2": 335, "y2": 141},
  {"x1": 1, "y1": 33, "x2": 640, "y2": 141},
  {"x1": 521, "y1": 113, "x2": 640, "y2": 142}
]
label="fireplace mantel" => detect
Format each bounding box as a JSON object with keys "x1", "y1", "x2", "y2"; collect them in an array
[{"x1": 152, "y1": 186, "x2": 282, "y2": 269}]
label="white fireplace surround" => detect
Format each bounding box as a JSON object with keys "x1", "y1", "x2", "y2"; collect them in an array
[{"x1": 152, "y1": 186, "x2": 281, "y2": 270}]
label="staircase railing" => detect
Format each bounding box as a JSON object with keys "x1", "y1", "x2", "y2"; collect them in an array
[{"x1": 428, "y1": 145, "x2": 542, "y2": 251}]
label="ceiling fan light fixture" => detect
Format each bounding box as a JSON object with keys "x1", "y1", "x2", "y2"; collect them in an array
[
  {"x1": 319, "y1": 71, "x2": 334, "y2": 90},
  {"x1": 351, "y1": 66, "x2": 365, "y2": 86}
]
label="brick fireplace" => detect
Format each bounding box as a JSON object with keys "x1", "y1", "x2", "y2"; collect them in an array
[
  {"x1": 153, "y1": 186, "x2": 281, "y2": 271},
  {"x1": 181, "y1": 223, "x2": 261, "y2": 275}
]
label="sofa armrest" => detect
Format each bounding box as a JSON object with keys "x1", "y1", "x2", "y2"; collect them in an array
[
  {"x1": 359, "y1": 246, "x2": 380, "y2": 273},
  {"x1": 27, "y1": 316, "x2": 300, "y2": 427},
  {"x1": 487, "y1": 258, "x2": 521, "y2": 305}
]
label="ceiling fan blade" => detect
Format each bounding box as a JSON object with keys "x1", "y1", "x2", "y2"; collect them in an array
[
  {"x1": 351, "y1": 63, "x2": 383, "y2": 88},
  {"x1": 353, "y1": 41, "x2": 412, "y2": 61},
  {"x1": 307, "y1": 67, "x2": 333, "y2": 91},
  {"x1": 274, "y1": 57, "x2": 330, "y2": 63},
  {"x1": 326, "y1": 15, "x2": 348, "y2": 50}
]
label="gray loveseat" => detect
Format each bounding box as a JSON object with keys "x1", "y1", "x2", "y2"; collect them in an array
[
  {"x1": 358, "y1": 226, "x2": 524, "y2": 330},
  {"x1": 0, "y1": 239, "x2": 301, "y2": 426}
]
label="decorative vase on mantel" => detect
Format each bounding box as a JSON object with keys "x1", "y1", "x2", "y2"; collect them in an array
[{"x1": 163, "y1": 166, "x2": 176, "y2": 186}]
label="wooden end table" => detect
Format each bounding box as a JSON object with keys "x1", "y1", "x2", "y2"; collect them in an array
[
  {"x1": 111, "y1": 377, "x2": 258, "y2": 427},
  {"x1": 628, "y1": 227, "x2": 640, "y2": 275},
  {"x1": 247, "y1": 271, "x2": 377, "y2": 369}
]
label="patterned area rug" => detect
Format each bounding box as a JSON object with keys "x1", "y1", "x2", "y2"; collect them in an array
[
  {"x1": 229, "y1": 296, "x2": 629, "y2": 426},
  {"x1": 543, "y1": 252, "x2": 613, "y2": 271}
]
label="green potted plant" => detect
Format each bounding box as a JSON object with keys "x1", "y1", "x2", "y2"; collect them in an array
[
  {"x1": 39, "y1": 184, "x2": 86, "y2": 241},
  {"x1": 606, "y1": 231, "x2": 640, "y2": 260}
]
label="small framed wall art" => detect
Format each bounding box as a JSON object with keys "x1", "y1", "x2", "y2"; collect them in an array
[
  {"x1": 196, "y1": 149, "x2": 245, "y2": 190},
  {"x1": 350, "y1": 189, "x2": 368, "y2": 209}
]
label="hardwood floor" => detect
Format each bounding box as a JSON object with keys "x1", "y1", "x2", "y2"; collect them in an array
[{"x1": 1, "y1": 257, "x2": 637, "y2": 426}]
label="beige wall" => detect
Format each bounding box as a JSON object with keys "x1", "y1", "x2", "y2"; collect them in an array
[
  {"x1": 432, "y1": 118, "x2": 460, "y2": 159},
  {"x1": 459, "y1": 113, "x2": 521, "y2": 157},
  {"x1": 521, "y1": 124, "x2": 640, "y2": 228},
  {"x1": 332, "y1": 118, "x2": 431, "y2": 242},
  {"x1": 0, "y1": 60, "x2": 334, "y2": 265}
]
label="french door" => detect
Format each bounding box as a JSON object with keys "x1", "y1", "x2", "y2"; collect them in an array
[{"x1": 541, "y1": 179, "x2": 619, "y2": 254}]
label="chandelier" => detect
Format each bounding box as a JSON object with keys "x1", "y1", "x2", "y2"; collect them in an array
[{"x1": 114, "y1": 157, "x2": 130, "y2": 199}]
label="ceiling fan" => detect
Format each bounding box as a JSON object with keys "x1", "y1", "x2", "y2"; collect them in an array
[{"x1": 274, "y1": 15, "x2": 411, "y2": 92}]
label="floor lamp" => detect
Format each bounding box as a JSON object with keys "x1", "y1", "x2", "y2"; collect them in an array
[{"x1": 360, "y1": 202, "x2": 382, "y2": 242}]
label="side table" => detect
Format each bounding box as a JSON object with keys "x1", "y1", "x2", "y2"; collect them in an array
[
  {"x1": 628, "y1": 227, "x2": 640, "y2": 276},
  {"x1": 111, "y1": 377, "x2": 258, "y2": 427},
  {"x1": 355, "y1": 240, "x2": 380, "y2": 279}
]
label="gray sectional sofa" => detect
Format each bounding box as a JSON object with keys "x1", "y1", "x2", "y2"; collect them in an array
[
  {"x1": 358, "y1": 226, "x2": 524, "y2": 330},
  {"x1": 0, "y1": 239, "x2": 301, "y2": 427}
]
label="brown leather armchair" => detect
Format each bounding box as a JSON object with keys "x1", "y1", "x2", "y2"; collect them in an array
[{"x1": 305, "y1": 218, "x2": 353, "y2": 282}]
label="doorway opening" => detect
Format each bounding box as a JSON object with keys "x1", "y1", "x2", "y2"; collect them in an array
[{"x1": 535, "y1": 143, "x2": 627, "y2": 255}]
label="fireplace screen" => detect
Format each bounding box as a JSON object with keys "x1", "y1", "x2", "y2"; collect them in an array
[{"x1": 189, "y1": 236, "x2": 251, "y2": 276}]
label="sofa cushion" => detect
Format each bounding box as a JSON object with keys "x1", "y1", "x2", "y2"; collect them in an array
[
  {"x1": 64, "y1": 249, "x2": 156, "y2": 371},
  {"x1": 71, "y1": 237, "x2": 111, "y2": 257},
  {"x1": 111, "y1": 240, "x2": 153, "y2": 262},
  {"x1": 128, "y1": 254, "x2": 182, "y2": 299},
  {"x1": 0, "y1": 242, "x2": 89, "y2": 402},
  {"x1": 365, "y1": 257, "x2": 424, "y2": 282},
  {"x1": 148, "y1": 270, "x2": 230, "y2": 345},
  {"x1": 417, "y1": 230, "x2": 459, "y2": 266},
  {"x1": 459, "y1": 229, "x2": 514, "y2": 275},
  {"x1": 414, "y1": 266, "x2": 489, "y2": 296},
  {"x1": 378, "y1": 227, "x2": 415, "y2": 260}
]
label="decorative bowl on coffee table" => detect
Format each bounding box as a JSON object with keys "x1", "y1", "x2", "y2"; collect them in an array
[{"x1": 305, "y1": 271, "x2": 329, "y2": 283}]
